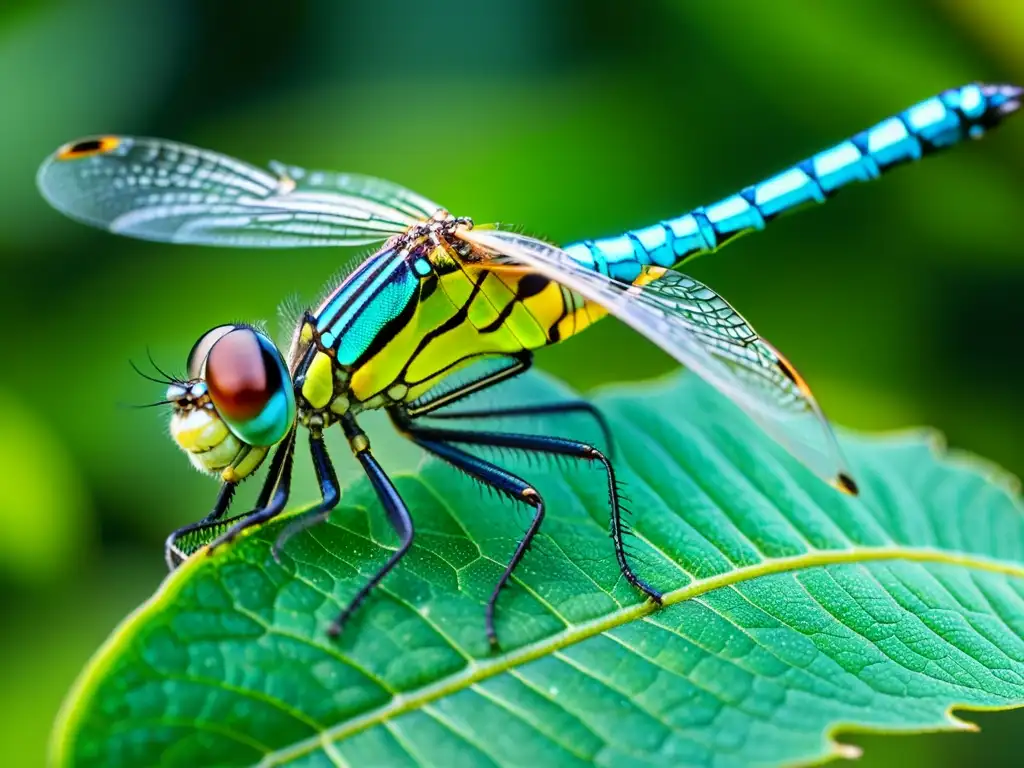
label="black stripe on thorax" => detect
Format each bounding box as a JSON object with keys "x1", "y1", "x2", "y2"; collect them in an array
[{"x1": 478, "y1": 273, "x2": 551, "y2": 334}]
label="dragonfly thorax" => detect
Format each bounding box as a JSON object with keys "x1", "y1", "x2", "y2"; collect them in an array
[
  {"x1": 390, "y1": 209, "x2": 473, "y2": 251},
  {"x1": 288, "y1": 313, "x2": 419, "y2": 423}
]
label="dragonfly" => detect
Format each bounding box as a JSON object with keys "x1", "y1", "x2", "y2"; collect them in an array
[{"x1": 38, "y1": 82, "x2": 1020, "y2": 648}]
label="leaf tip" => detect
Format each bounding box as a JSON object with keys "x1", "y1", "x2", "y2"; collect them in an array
[{"x1": 946, "y1": 712, "x2": 981, "y2": 732}]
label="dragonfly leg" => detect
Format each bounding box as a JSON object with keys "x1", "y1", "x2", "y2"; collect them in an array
[
  {"x1": 164, "y1": 481, "x2": 237, "y2": 570},
  {"x1": 425, "y1": 401, "x2": 614, "y2": 457},
  {"x1": 328, "y1": 414, "x2": 415, "y2": 638},
  {"x1": 271, "y1": 432, "x2": 342, "y2": 562},
  {"x1": 396, "y1": 415, "x2": 663, "y2": 647},
  {"x1": 406, "y1": 353, "x2": 531, "y2": 417},
  {"x1": 202, "y1": 432, "x2": 297, "y2": 554},
  {"x1": 164, "y1": 434, "x2": 298, "y2": 568},
  {"x1": 406, "y1": 432, "x2": 544, "y2": 650},
  {"x1": 408, "y1": 352, "x2": 613, "y2": 455}
]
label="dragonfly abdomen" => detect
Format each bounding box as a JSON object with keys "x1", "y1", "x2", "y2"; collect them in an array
[{"x1": 564, "y1": 82, "x2": 1021, "y2": 282}]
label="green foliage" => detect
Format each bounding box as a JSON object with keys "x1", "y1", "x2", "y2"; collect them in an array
[
  {"x1": 53, "y1": 373, "x2": 1024, "y2": 767},
  {"x1": 0, "y1": 388, "x2": 90, "y2": 583}
]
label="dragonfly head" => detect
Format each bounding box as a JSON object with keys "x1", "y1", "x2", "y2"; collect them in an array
[{"x1": 167, "y1": 325, "x2": 296, "y2": 479}]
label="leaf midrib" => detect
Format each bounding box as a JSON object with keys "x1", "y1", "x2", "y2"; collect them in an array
[{"x1": 259, "y1": 546, "x2": 1024, "y2": 767}]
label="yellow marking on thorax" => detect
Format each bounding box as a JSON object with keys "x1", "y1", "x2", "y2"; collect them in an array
[
  {"x1": 504, "y1": 300, "x2": 549, "y2": 348},
  {"x1": 346, "y1": 258, "x2": 655, "y2": 406},
  {"x1": 301, "y1": 351, "x2": 335, "y2": 409},
  {"x1": 546, "y1": 265, "x2": 662, "y2": 342},
  {"x1": 438, "y1": 269, "x2": 474, "y2": 307},
  {"x1": 406, "y1": 317, "x2": 523, "y2": 385},
  {"x1": 468, "y1": 273, "x2": 503, "y2": 328},
  {"x1": 482, "y1": 266, "x2": 600, "y2": 345},
  {"x1": 347, "y1": 279, "x2": 459, "y2": 402}
]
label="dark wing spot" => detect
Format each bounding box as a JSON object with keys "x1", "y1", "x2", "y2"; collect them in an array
[
  {"x1": 777, "y1": 358, "x2": 798, "y2": 384},
  {"x1": 56, "y1": 136, "x2": 120, "y2": 161},
  {"x1": 70, "y1": 139, "x2": 103, "y2": 154},
  {"x1": 835, "y1": 473, "x2": 859, "y2": 496},
  {"x1": 776, "y1": 355, "x2": 813, "y2": 396}
]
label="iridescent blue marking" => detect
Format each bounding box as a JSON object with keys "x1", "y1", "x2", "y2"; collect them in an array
[
  {"x1": 562, "y1": 83, "x2": 1021, "y2": 279},
  {"x1": 866, "y1": 117, "x2": 920, "y2": 168},
  {"x1": 812, "y1": 141, "x2": 862, "y2": 187},
  {"x1": 323, "y1": 257, "x2": 403, "y2": 336},
  {"x1": 959, "y1": 84, "x2": 984, "y2": 117},
  {"x1": 591, "y1": 235, "x2": 638, "y2": 282},
  {"x1": 578, "y1": 242, "x2": 608, "y2": 275},
  {"x1": 909, "y1": 97, "x2": 960, "y2": 147},
  {"x1": 334, "y1": 261, "x2": 418, "y2": 366},
  {"x1": 905, "y1": 98, "x2": 947, "y2": 131},
  {"x1": 317, "y1": 257, "x2": 380, "y2": 332},
  {"x1": 563, "y1": 242, "x2": 595, "y2": 269},
  {"x1": 592, "y1": 235, "x2": 633, "y2": 265},
  {"x1": 413, "y1": 257, "x2": 431, "y2": 277},
  {"x1": 706, "y1": 194, "x2": 765, "y2": 231},
  {"x1": 664, "y1": 213, "x2": 709, "y2": 258},
  {"x1": 631, "y1": 222, "x2": 673, "y2": 266},
  {"x1": 316, "y1": 248, "x2": 397, "y2": 332},
  {"x1": 754, "y1": 166, "x2": 823, "y2": 217}
]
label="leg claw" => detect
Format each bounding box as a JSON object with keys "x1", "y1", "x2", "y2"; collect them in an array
[{"x1": 487, "y1": 630, "x2": 501, "y2": 653}]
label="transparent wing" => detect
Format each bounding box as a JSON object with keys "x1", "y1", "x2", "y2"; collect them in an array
[
  {"x1": 265, "y1": 160, "x2": 439, "y2": 224},
  {"x1": 37, "y1": 135, "x2": 440, "y2": 247},
  {"x1": 459, "y1": 227, "x2": 856, "y2": 492}
]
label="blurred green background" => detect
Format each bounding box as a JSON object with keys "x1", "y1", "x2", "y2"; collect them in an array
[{"x1": 2, "y1": 0, "x2": 1023, "y2": 765}]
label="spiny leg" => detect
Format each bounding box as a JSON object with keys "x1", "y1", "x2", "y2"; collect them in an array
[
  {"x1": 406, "y1": 353, "x2": 531, "y2": 417},
  {"x1": 407, "y1": 352, "x2": 613, "y2": 455},
  {"x1": 203, "y1": 430, "x2": 298, "y2": 554},
  {"x1": 401, "y1": 420, "x2": 663, "y2": 614},
  {"x1": 164, "y1": 434, "x2": 297, "y2": 568},
  {"x1": 410, "y1": 433, "x2": 544, "y2": 650},
  {"x1": 328, "y1": 414, "x2": 415, "y2": 638},
  {"x1": 426, "y1": 401, "x2": 614, "y2": 457},
  {"x1": 164, "y1": 481, "x2": 237, "y2": 570}
]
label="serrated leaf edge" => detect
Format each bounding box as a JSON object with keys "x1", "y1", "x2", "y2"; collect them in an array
[{"x1": 51, "y1": 542, "x2": 1024, "y2": 768}]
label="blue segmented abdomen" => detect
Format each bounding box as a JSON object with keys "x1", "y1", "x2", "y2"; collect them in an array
[{"x1": 565, "y1": 82, "x2": 1022, "y2": 282}]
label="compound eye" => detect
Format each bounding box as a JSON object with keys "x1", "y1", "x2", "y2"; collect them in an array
[
  {"x1": 204, "y1": 328, "x2": 295, "y2": 446},
  {"x1": 187, "y1": 325, "x2": 237, "y2": 380}
]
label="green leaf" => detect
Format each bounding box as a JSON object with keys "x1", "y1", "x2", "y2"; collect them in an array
[{"x1": 52, "y1": 372, "x2": 1024, "y2": 767}]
